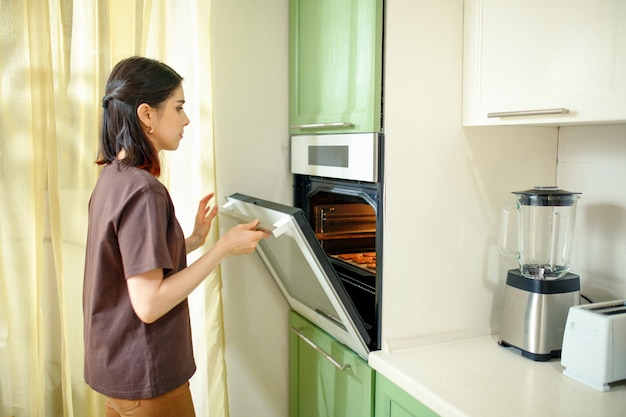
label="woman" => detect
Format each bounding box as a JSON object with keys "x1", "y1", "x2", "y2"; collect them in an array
[{"x1": 83, "y1": 56, "x2": 269, "y2": 417}]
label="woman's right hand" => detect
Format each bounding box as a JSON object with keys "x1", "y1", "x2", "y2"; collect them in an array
[{"x1": 216, "y1": 219, "x2": 270, "y2": 258}]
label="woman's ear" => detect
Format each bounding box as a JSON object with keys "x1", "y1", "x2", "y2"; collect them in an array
[{"x1": 137, "y1": 103, "x2": 152, "y2": 128}]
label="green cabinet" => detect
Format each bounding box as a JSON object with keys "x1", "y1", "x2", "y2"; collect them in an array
[
  {"x1": 289, "y1": 312, "x2": 439, "y2": 417},
  {"x1": 289, "y1": 0, "x2": 384, "y2": 135},
  {"x1": 289, "y1": 311, "x2": 375, "y2": 417},
  {"x1": 375, "y1": 374, "x2": 439, "y2": 417}
]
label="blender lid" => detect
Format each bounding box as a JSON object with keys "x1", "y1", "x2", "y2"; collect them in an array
[{"x1": 513, "y1": 186, "x2": 581, "y2": 206}]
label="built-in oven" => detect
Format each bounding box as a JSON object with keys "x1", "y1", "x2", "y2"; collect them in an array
[{"x1": 220, "y1": 133, "x2": 383, "y2": 359}]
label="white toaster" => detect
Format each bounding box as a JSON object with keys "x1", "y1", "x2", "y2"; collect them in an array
[{"x1": 561, "y1": 300, "x2": 626, "y2": 391}]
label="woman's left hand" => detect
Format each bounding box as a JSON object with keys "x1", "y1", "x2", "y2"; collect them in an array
[{"x1": 186, "y1": 193, "x2": 218, "y2": 253}]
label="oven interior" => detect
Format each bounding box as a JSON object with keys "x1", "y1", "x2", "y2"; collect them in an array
[
  {"x1": 294, "y1": 175, "x2": 381, "y2": 349},
  {"x1": 312, "y1": 195, "x2": 377, "y2": 268}
]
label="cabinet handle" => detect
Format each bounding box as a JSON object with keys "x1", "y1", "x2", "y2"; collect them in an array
[
  {"x1": 290, "y1": 326, "x2": 352, "y2": 372},
  {"x1": 290, "y1": 122, "x2": 355, "y2": 129},
  {"x1": 487, "y1": 108, "x2": 570, "y2": 118}
]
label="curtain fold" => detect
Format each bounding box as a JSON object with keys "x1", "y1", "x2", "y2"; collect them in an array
[{"x1": 0, "y1": 1, "x2": 223, "y2": 416}]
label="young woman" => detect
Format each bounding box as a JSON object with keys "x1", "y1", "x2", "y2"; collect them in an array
[{"x1": 83, "y1": 56, "x2": 269, "y2": 417}]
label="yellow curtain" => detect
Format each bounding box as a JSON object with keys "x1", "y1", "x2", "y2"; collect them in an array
[{"x1": 0, "y1": 1, "x2": 228, "y2": 417}]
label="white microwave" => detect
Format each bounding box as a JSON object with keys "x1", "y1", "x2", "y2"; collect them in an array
[{"x1": 290, "y1": 133, "x2": 382, "y2": 183}]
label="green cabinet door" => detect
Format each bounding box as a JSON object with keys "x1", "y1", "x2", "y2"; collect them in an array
[
  {"x1": 289, "y1": 0, "x2": 384, "y2": 135},
  {"x1": 289, "y1": 311, "x2": 375, "y2": 417},
  {"x1": 375, "y1": 374, "x2": 440, "y2": 417}
]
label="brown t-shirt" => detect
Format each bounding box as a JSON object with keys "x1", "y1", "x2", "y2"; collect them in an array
[{"x1": 83, "y1": 160, "x2": 195, "y2": 399}]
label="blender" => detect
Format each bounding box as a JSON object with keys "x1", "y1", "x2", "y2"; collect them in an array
[{"x1": 498, "y1": 186, "x2": 582, "y2": 361}]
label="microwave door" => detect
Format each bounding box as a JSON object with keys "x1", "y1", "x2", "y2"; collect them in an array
[{"x1": 220, "y1": 193, "x2": 371, "y2": 359}]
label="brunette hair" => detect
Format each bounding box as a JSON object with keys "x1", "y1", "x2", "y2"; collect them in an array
[{"x1": 97, "y1": 56, "x2": 183, "y2": 176}]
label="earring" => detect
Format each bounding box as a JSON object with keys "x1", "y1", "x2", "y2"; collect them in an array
[{"x1": 147, "y1": 126, "x2": 154, "y2": 134}]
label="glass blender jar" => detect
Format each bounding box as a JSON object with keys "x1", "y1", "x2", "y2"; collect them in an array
[
  {"x1": 501, "y1": 186, "x2": 581, "y2": 279},
  {"x1": 498, "y1": 186, "x2": 582, "y2": 361}
]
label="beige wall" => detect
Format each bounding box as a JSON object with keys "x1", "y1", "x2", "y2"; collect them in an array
[
  {"x1": 558, "y1": 124, "x2": 626, "y2": 303},
  {"x1": 211, "y1": 1, "x2": 290, "y2": 417}
]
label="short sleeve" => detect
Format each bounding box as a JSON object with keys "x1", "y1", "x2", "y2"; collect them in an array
[{"x1": 117, "y1": 189, "x2": 174, "y2": 278}]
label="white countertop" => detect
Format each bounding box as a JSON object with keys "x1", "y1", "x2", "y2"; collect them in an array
[{"x1": 369, "y1": 334, "x2": 626, "y2": 417}]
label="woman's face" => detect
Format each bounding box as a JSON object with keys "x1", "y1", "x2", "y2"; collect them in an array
[{"x1": 148, "y1": 85, "x2": 190, "y2": 151}]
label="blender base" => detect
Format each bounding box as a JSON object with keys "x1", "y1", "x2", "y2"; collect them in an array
[{"x1": 498, "y1": 269, "x2": 580, "y2": 362}]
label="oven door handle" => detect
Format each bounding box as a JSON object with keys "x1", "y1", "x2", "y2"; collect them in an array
[
  {"x1": 220, "y1": 201, "x2": 291, "y2": 237},
  {"x1": 219, "y1": 209, "x2": 275, "y2": 235},
  {"x1": 289, "y1": 121, "x2": 355, "y2": 129},
  {"x1": 290, "y1": 326, "x2": 352, "y2": 372}
]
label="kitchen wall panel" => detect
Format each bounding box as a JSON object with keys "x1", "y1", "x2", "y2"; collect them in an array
[
  {"x1": 211, "y1": 1, "x2": 290, "y2": 416},
  {"x1": 381, "y1": 0, "x2": 558, "y2": 349}
]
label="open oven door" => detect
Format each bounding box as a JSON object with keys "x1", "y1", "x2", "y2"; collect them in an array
[{"x1": 220, "y1": 193, "x2": 371, "y2": 359}]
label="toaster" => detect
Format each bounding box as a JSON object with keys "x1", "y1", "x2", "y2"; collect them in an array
[{"x1": 561, "y1": 300, "x2": 626, "y2": 391}]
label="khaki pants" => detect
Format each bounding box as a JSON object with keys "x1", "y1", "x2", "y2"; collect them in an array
[{"x1": 104, "y1": 382, "x2": 196, "y2": 417}]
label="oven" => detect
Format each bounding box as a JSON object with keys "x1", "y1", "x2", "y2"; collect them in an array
[
  {"x1": 292, "y1": 171, "x2": 382, "y2": 352},
  {"x1": 220, "y1": 133, "x2": 383, "y2": 359}
]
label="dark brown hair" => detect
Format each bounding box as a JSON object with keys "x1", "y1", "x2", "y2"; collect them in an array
[{"x1": 98, "y1": 56, "x2": 183, "y2": 176}]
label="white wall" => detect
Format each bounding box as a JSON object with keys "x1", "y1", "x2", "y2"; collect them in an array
[
  {"x1": 211, "y1": 1, "x2": 290, "y2": 417},
  {"x1": 381, "y1": 0, "x2": 559, "y2": 347},
  {"x1": 558, "y1": 124, "x2": 626, "y2": 302}
]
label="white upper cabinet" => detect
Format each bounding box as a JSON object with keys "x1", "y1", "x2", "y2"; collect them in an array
[{"x1": 463, "y1": 0, "x2": 626, "y2": 126}]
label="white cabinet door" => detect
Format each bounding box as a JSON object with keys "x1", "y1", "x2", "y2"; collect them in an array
[{"x1": 463, "y1": 0, "x2": 626, "y2": 126}]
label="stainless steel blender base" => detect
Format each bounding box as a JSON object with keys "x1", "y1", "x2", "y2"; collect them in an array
[{"x1": 498, "y1": 269, "x2": 580, "y2": 361}]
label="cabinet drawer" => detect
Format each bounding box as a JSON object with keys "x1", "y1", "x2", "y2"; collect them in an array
[
  {"x1": 375, "y1": 373, "x2": 439, "y2": 417},
  {"x1": 289, "y1": 311, "x2": 374, "y2": 417}
]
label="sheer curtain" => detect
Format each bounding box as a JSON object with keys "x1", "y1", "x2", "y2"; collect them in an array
[{"x1": 0, "y1": 1, "x2": 228, "y2": 416}]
